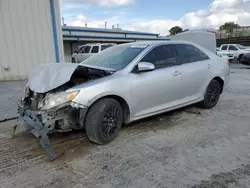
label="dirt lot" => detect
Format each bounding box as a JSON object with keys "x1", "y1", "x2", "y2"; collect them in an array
[{"x1": 1, "y1": 65, "x2": 250, "y2": 188}]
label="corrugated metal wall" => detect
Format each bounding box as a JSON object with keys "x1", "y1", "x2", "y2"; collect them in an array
[
  {"x1": 63, "y1": 41, "x2": 72, "y2": 63},
  {"x1": 0, "y1": 0, "x2": 63, "y2": 81}
]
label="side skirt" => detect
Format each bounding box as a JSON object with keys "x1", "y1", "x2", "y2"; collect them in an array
[{"x1": 130, "y1": 98, "x2": 202, "y2": 122}]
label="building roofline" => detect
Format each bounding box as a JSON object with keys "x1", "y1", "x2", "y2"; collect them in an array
[
  {"x1": 62, "y1": 26, "x2": 160, "y2": 36},
  {"x1": 63, "y1": 34, "x2": 170, "y2": 41}
]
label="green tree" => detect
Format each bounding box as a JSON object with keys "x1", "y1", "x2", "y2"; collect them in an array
[
  {"x1": 219, "y1": 22, "x2": 240, "y2": 36},
  {"x1": 169, "y1": 26, "x2": 183, "y2": 35}
]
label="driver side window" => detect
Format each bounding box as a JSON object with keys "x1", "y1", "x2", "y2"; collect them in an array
[
  {"x1": 221, "y1": 45, "x2": 228, "y2": 50},
  {"x1": 141, "y1": 44, "x2": 178, "y2": 69},
  {"x1": 78, "y1": 46, "x2": 85, "y2": 53}
]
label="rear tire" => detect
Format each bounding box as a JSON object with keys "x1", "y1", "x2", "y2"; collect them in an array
[
  {"x1": 238, "y1": 54, "x2": 243, "y2": 61},
  {"x1": 201, "y1": 80, "x2": 221, "y2": 109},
  {"x1": 85, "y1": 98, "x2": 123, "y2": 145}
]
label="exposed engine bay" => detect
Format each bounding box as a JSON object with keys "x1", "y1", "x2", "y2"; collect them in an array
[{"x1": 14, "y1": 64, "x2": 114, "y2": 161}]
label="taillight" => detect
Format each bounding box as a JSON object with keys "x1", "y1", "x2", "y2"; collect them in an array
[
  {"x1": 227, "y1": 60, "x2": 230, "y2": 65},
  {"x1": 243, "y1": 54, "x2": 246, "y2": 57}
]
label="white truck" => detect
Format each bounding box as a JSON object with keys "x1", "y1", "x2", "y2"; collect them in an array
[
  {"x1": 216, "y1": 44, "x2": 250, "y2": 62},
  {"x1": 72, "y1": 43, "x2": 116, "y2": 63}
]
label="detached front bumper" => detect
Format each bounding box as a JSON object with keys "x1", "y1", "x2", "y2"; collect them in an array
[
  {"x1": 16, "y1": 100, "x2": 75, "y2": 161},
  {"x1": 15, "y1": 96, "x2": 88, "y2": 161},
  {"x1": 18, "y1": 109, "x2": 56, "y2": 161}
]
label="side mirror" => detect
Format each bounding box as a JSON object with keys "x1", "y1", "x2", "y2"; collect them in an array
[
  {"x1": 74, "y1": 50, "x2": 78, "y2": 53},
  {"x1": 137, "y1": 62, "x2": 155, "y2": 72}
]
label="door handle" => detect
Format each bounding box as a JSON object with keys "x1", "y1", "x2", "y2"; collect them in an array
[
  {"x1": 208, "y1": 64, "x2": 212, "y2": 69},
  {"x1": 173, "y1": 71, "x2": 181, "y2": 76}
]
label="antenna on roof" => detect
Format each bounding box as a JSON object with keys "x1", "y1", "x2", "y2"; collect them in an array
[
  {"x1": 85, "y1": 23, "x2": 87, "y2": 27},
  {"x1": 112, "y1": 25, "x2": 115, "y2": 29},
  {"x1": 105, "y1": 21, "x2": 107, "y2": 29},
  {"x1": 117, "y1": 23, "x2": 119, "y2": 29}
]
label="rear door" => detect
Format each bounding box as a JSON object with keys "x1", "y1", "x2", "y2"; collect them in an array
[
  {"x1": 228, "y1": 45, "x2": 239, "y2": 58},
  {"x1": 176, "y1": 44, "x2": 212, "y2": 101}
]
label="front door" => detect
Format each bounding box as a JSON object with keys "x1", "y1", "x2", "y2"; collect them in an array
[
  {"x1": 76, "y1": 45, "x2": 92, "y2": 63},
  {"x1": 129, "y1": 44, "x2": 184, "y2": 118}
]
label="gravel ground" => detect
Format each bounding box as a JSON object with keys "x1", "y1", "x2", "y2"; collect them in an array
[{"x1": 0, "y1": 65, "x2": 250, "y2": 188}]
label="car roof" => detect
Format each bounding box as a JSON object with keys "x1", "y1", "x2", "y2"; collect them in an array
[
  {"x1": 79, "y1": 43, "x2": 116, "y2": 47},
  {"x1": 118, "y1": 40, "x2": 199, "y2": 47},
  {"x1": 86, "y1": 43, "x2": 116, "y2": 46}
]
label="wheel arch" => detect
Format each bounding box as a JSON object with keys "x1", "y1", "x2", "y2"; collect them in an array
[
  {"x1": 213, "y1": 76, "x2": 224, "y2": 93},
  {"x1": 238, "y1": 54, "x2": 244, "y2": 60},
  {"x1": 86, "y1": 95, "x2": 131, "y2": 124}
]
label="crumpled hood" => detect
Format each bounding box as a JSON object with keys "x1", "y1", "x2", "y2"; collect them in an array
[{"x1": 28, "y1": 63, "x2": 79, "y2": 93}]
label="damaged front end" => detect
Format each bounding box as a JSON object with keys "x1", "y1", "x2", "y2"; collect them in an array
[{"x1": 14, "y1": 63, "x2": 114, "y2": 161}]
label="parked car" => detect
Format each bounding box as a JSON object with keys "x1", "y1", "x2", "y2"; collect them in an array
[
  {"x1": 217, "y1": 44, "x2": 250, "y2": 62},
  {"x1": 72, "y1": 43, "x2": 116, "y2": 63},
  {"x1": 16, "y1": 41, "x2": 230, "y2": 160},
  {"x1": 240, "y1": 53, "x2": 250, "y2": 65}
]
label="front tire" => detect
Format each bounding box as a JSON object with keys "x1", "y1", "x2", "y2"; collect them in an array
[
  {"x1": 85, "y1": 98, "x2": 123, "y2": 145},
  {"x1": 201, "y1": 80, "x2": 221, "y2": 109}
]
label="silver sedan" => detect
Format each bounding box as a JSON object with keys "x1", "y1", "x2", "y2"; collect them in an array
[{"x1": 18, "y1": 41, "x2": 230, "y2": 160}]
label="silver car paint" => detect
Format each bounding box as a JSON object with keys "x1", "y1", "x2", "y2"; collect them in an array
[
  {"x1": 28, "y1": 63, "x2": 79, "y2": 93},
  {"x1": 28, "y1": 63, "x2": 116, "y2": 93},
  {"x1": 66, "y1": 41, "x2": 230, "y2": 123}
]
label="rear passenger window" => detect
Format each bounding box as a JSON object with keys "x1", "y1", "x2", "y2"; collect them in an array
[
  {"x1": 91, "y1": 46, "x2": 99, "y2": 53},
  {"x1": 141, "y1": 44, "x2": 178, "y2": 69},
  {"x1": 228, "y1": 45, "x2": 238, "y2": 51},
  {"x1": 176, "y1": 44, "x2": 209, "y2": 64},
  {"x1": 221, "y1": 45, "x2": 228, "y2": 50}
]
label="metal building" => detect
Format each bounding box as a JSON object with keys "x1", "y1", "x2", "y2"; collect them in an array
[
  {"x1": 0, "y1": 0, "x2": 168, "y2": 80},
  {"x1": 62, "y1": 26, "x2": 169, "y2": 63},
  {"x1": 0, "y1": 0, "x2": 64, "y2": 81}
]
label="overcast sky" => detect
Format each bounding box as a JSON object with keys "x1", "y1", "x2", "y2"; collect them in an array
[{"x1": 60, "y1": 0, "x2": 250, "y2": 35}]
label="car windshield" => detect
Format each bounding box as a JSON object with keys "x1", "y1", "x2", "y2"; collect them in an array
[
  {"x1": 236, "y1": 44, "x2": 247, "y2": 49},
  {"x1": 80, "y1": 44, "x2": 147, "y2": 70}
]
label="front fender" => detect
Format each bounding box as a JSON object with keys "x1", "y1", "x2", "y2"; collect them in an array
[
  {"x1": 70, "y1": 75, "x2": 131, "y2": 108},
  {"x1": 75, "y1": 90, "x2": 131, "y2": 107}
]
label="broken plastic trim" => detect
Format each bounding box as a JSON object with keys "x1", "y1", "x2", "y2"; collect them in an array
[{"x1": 14, "y1": 110, "x2": 57, "y2": 161}]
